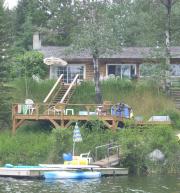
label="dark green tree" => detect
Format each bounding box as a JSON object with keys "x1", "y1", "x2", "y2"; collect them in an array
[
  {"x1": 45, "y1": 0, "x2": 77, "y2": 46},
  {"x1": 0, "y1": 0, "x2": 11, "y2": 129},
  {"x1": 14, "y1": 0, "x2": 49, "y2": 49}
]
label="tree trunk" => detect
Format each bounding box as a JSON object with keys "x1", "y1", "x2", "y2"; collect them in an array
[
  {"x1": 164, "y1": 1, "x2": 171, "y2": 92},
  {"x1": 160, "y1": 0, "x2": 174, "y2": 91},
  {"x1": 93, "y1": 56, "x2": 102, "y2": 104},
  {"x1": 165, "y1": 1, "x2": 171, "y2": 65}
]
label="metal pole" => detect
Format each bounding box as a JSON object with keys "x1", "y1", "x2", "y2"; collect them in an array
[{"x1": 73, "y1": 142, "x2": 75, "y2": 156}]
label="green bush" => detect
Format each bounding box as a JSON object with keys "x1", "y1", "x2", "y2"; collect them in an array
[
  {"x1": 118, "y1": 126, "x2": 180, "y2": 175},
  {"x1": 11, "y1": 51, "x2": 48, "y2": 79},
  {"x1": 0, "y1": 131, "x2": 52, "y2": 165},
  {"x1": 47, "y1": 128, "x2": 72, "y2": 163}
]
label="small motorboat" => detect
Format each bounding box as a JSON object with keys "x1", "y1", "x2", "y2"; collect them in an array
[{"x1": 43, "y1": 171, "x2": 101, "y2": 179}]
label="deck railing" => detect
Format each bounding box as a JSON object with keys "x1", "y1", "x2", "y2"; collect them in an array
[
  {"x1": 43, "y1": 74, "x2": 64, "y2": 103},
  {"x1": 12, "y1": 103, "x2": 117, "y2": 117},
  {"x1": 12, "y1": 102, "x2": 135, "y2": 120},
  {"x1": 95, "y1": 142, "x2": 120, "y2": 161},
  {"x1": 60, "y1": 74, "x2": 79, "y2": 103}
]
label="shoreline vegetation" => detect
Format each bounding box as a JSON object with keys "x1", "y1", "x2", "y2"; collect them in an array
[{"x1": 0, "y1": 78, "x2": 180, "y2": 175}]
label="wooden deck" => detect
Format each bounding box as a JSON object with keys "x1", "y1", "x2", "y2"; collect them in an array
[
  {"x1": 12, "y1": 103, "x2": 127, "y2": 133},
  {"x1": 12, "y1": 103, "x2": 171, "y2": 133}
]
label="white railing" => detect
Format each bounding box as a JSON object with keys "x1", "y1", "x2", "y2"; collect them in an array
[
  {"x1": 43, "y1": 74, "x2": 64, "y2": 103},
  {"x1": 60, "y1": 74, "x2": 79, "y2": 103}
]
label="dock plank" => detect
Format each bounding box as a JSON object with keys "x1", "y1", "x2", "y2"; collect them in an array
[
  {"x1": 0, "y1": 166, "x2": 128, "y2": 178},
  {"x1": 93, "y1": 154, "x2": 120, "y2": 167}
]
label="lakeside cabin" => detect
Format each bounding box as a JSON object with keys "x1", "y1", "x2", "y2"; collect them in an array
[
  {"x1": 12, "y1": 33, "x2": 177, "y2": 133},
  {"x1": 32, "y1": 32, "x2": 180, "y2": 82}
]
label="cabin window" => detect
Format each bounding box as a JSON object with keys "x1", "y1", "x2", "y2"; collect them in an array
[
  {"x1": 107, "y1": 64, "x2": 136, "y2": 79},
  {"x1": 170, "y1": 64, "x2": 180, "y2": 76},
  {"x1": 140, "y1": 64, "x2": 180, "y2": 77},
  {"x1": 140, "y1": 63, "x2": 161, "y2": 77},
  {"x1": 57, "y1": 64, "x2": 85, "y2": 83}
]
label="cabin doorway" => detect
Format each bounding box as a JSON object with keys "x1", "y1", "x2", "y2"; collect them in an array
[{"x1": 56, "y1": 64, "x2": 85, "y2": 83}]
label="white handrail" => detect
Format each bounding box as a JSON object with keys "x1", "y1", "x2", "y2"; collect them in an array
[
  {"x1": 43, "y1": 74, "x2": 64, "y2": 103},
  {"x1": 60, "y1": 74, "x2": 79, "y2": 103}
]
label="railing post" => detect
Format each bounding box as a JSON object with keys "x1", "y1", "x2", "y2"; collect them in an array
[
  {"x1": 12, "y1": 104, "x2": 17, "y2": 134},
  {"x1": 95, "y1": 147, "x2": 97, "y2": 161},
  {"x1": 36, "y1": 104, "x2": 39, "y2": 120},
  {"x1": 107, "y1": 147, "x2": 110, "y2": 167}
]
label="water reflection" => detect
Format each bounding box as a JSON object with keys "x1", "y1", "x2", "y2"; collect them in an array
[
  {"x1": 44, "y1": 178, "x2": 101, "y2": 193},
  {"x1": 0, "y1": 175, "x2": 179, "y2": 193}
]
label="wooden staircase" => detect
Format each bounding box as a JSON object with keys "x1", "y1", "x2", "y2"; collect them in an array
[
  {"x1": 50, "y1": 84, "x2": 75, "y2": 105},
  {"x1": 43, "y1": 74, "x2": 79, "y2": 106},
  {"x1": 170, "y1": 78, "x2": 180, "y2": 109}
]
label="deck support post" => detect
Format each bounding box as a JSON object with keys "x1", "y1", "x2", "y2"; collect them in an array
[
  {"x1": 49, "y1": 119, "x2": 60, "y2": 129},
  {"x1": 102, "y1": 120, "x2": 112, "y2": 129},
  {"x1": 12, "y1": 119, "x2": 25, "y2": 134},
  {"x1": 112, "y1": 120, "x2": 117, "y2": 130},
  {"x1": 12, "y1": 118, "x2": 17, "y2": 134},
  {"x1": 64, "y1": 120, "x2": 73, "y2": 128},
  {"x1": 61, "y1": 119, "x2": 64, "y2": 127}
]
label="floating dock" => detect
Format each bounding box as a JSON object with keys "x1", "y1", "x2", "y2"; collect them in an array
[{"x1": 0, "y1": 165, "x2": 128, "y2": 179}]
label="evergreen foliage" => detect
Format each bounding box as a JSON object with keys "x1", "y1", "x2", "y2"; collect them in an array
[
  {"x1": 14, "y1": 0, "x2": 49, "y2": 49},
  {"x1": 0, "y1": 0, "x2": 11, "y2": 129}
]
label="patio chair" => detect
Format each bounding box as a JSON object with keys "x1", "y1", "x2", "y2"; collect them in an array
[
  {"x1": 97, "y1": 101, "x2": 112, "y2": 115},
  {"x1": 48, "y1": 103, "x2": 66, "y2": 115},
  {"x1": 24, "y1": 99, "x2": 36, "y2": 115}
]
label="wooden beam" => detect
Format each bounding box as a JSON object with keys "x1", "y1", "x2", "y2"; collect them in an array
[
  {"x1": 43, "y1": 74, "x2": 63, "y2": 103},
  {"x1": 12, "y1": 119, "x2": 25, "y2": 134},
  {"x1": 102, "y1": 120, "x2": 112, "y2": 129},
  {"x1": 64, "y1": 120, "x2": 73, "y2": 128},
  {"x1": 49, "y1": 119, "x2": 60, "y2": 129}
]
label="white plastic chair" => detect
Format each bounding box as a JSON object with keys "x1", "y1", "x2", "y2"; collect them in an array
[
  {"x1": 25, "y1": 99, "x2": 35, "y2": 115},
  {"x1": 80, "y1": 151, "x2": 93, "y2": 164}
]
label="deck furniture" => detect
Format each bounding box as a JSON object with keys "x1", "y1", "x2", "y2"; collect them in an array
[
  {"x1": 97, "y1": 101, "x2": 112, "y2": 115},
  {"x1": 79, "y1": 111, "x2": 88, "y2": 115},
  {"x1": 25, "y1": 99, "x2": 36, "y2": 115},
  {"x1": 48, "y1": 103, "x2": 66, "y2": 115},
  {"x1": 65, "y1": 109, "x2": 74, "y2": 115}
]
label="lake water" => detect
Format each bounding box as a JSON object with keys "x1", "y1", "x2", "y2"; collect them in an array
[{"x1": 0, "y1": 175, "x2": 179, "y2": 193}]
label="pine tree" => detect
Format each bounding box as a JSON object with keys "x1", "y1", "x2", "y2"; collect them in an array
[{"x1": 0, "y1": 0, "x2": 11, "y2": 129}]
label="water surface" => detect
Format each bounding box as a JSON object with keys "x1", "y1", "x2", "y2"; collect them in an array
[{"x1": 0, "y1": 175, "x2": 179, "y2": 193}]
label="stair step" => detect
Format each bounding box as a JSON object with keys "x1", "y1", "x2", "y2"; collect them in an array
[
  {"x1": 170, "y1": 88, "x2": 180, "y2": 90},
  {"x1": 170, "y1": 79, "x2": 180, "y2": 109},
  {"x1": 171, "y1": 92, "x2": 180, "y2": 94}
]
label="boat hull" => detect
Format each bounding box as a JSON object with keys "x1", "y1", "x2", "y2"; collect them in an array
[{"x1": 44, "y1": 171, "x2": 101, "y2": 179}]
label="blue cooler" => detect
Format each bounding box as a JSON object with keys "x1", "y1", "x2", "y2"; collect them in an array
[
  {"x1": 123, "y1": 106, "x2": 130, "y2": 118},
  {"x1": 63, "y1": 153, "x2": 72, "y2": 161}
]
